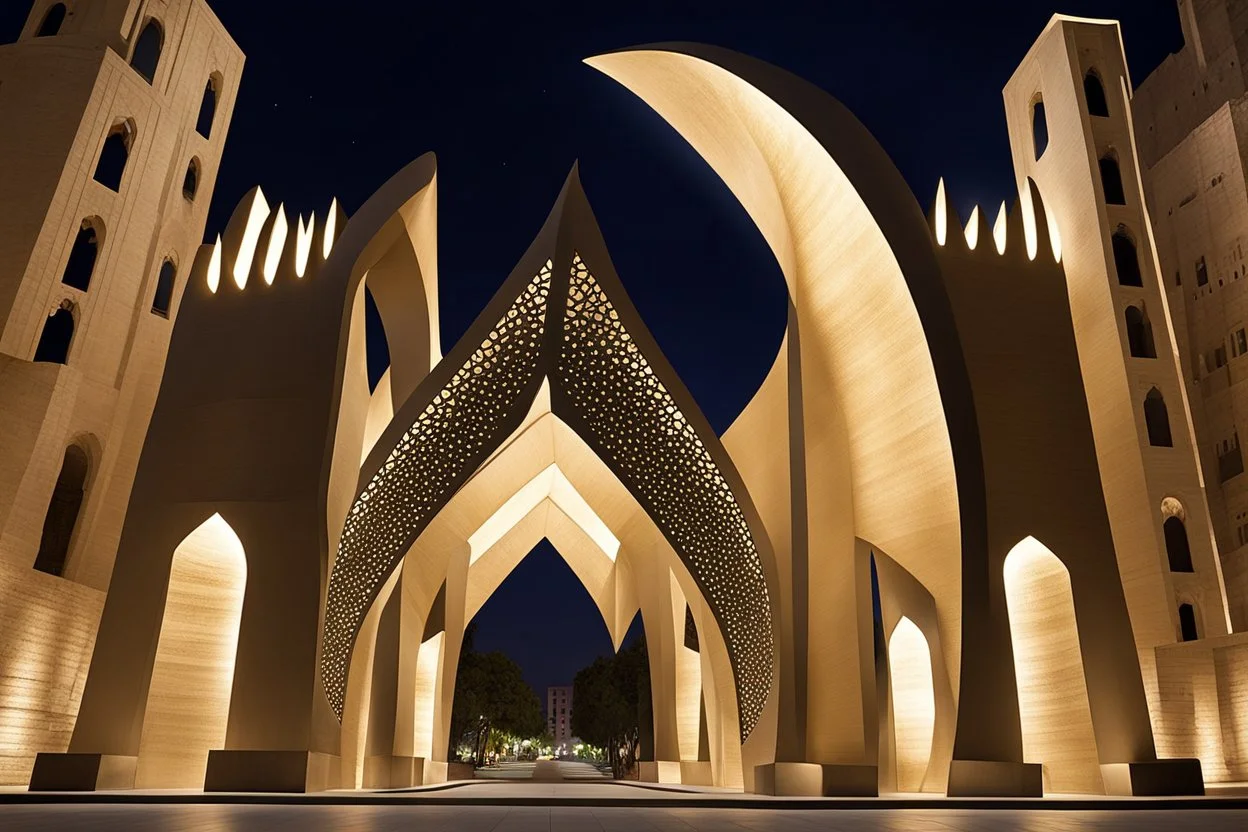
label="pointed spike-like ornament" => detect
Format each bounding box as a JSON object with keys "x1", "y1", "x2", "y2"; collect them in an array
[
  {"x1": 964, "y1": 205, "x2": 981, "y2": 251},
  {"x1": 207, "y1": 235, "x2": 223, "y2": 293},
  {"x1": 323, "y1": 198, "x2": 339, "y2": 260},
  {"x1": 934, "y1": 178, "x2": 948, "y2": 246},
  {"x1": 296, "y1": 213, "x2": 316, "y2": 278},
  {"x1": 993, "y1": 202, "x2": 1008, "y2": 255},
  {"x1": 263, "y1": 204, "x2": 289, "y2": 285},
  {"x1": 232, "y1": 186, "x2": 271, "y2": 289}
]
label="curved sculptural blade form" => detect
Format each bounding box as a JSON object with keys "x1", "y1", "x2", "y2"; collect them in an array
[
  {"x1": 321, "y1": 169, "x2": 777, "y2": 741},
  {"x1": 553, "y1": 252, "x2": 775, "y2": 739},
  {"x1": 320, "y1": 263, "x2": 553, "y2": 718}
]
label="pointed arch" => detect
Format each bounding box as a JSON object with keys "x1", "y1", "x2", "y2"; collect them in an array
[
  {"x1": 1112, "y1": 228, "x2": 1142, "y2": 287},
  {"x1": 33, "y1": 304, "x2": 74, "y2": 364},
  {"x1": 1099, "y1": 152, "x2": 1126, "y2": 205},
  {"x1": 1124, "y1": 304, "x2": 1155, "y2": 358},
  {"x1": 1144, "y1": 387, "x2": 1173, "y2": 447},
  {"x1": 33, "y1": 443, "x2": 91, "y2": 577},
  {"x1": 321, "y1": 173, "x2": 777, "y2": 744},
  {"x1": 1004, "y1": 536, "x2": 1102, "y2": 794},
  {"x1": 93, "y1": 120, "x2": 133, "y2": 192},
  {"x1": 1031, "y1": 96, "x2": 1048, "y2": 160},
  {"x1": 196, "y1": 74, "x2": 221, "y2": 139},
  {"x1": 152, "y1": 258, "x2": 176, "y2": 317},
  {"x1": 130, "y1": 19, "x2": 163, "y2": 84},
  {"x1": 888, "y1": 617, "x2": 935, "y2": 793},
  {"x1": 1084, "y1": 70, "x2": 1110, "y2": 117},
  {"x1": 61, "y1": 218, "x2": 103, "y2": 291},
  {"x1": 36, "y1": 3, "x2": 66, "y2": 37},
  {"x1": 134, "y1": 513, "x2": 246, "y2": 788},
  {"x1": 183, "y1": 157, "x2": 200, "y2": 201}
]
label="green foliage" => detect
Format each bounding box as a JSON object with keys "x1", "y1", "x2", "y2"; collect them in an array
[
  {"x1": 448, "y1": 622, "x2": 543, "y2": 763},
  {"x1": 571, "y1": 636, "x2": 649, "y2": 778}
]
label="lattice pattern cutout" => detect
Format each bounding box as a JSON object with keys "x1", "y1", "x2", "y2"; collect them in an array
[
  {"x1": 321, "y1": 262, "x2": 553, "y2": 718},
  {"x1": 556, "y1": 253, "x2": 774, "y2": 739}
]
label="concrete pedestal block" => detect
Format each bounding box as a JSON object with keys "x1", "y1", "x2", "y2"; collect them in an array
[
  {"x1": 29, "y1": 753, "x2": 137, "y2": 791},
  {"x1": 204, "y1": 750, "x2": 340, "y2": 792},
  {"x1": 679, "y1": 760, "x2": 714, "y2": 786},
  {"x1": 946, "y1": 759, "x2": 1042, "y2": 796},
  {"x1": 363, "y1": 754, "x2": 424, "y2": 789},
  {"x1": 638, "y1": 760, "x2": 682, "y2": 784},
  {"x1": 445, "y1": 761, "x2": 475, "y2": 782},
  {"x1": 1100, "y1": 759, "x2": 1204, "y2": 796},
  {"x1": 753, "y1": 762, "x2": 878, "y2": 796}
]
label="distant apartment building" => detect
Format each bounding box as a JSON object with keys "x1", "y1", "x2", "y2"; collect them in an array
[
  {"x1": 1135, "y1": 0, "x2": 1248, "y2": 628},
  {"x1": 546, "y1": 685, "x2": 574, "y2": 750}
]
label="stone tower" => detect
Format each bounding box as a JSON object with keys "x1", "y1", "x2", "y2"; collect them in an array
[
  {"x1": 0, "y1": 0, "x2": 242, "y2": 784},
  {"x1": 1002, "y1": 16, "x2": 1232, "y2": 717}
]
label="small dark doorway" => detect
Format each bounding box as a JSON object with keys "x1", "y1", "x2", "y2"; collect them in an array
[
  {"x1": 93, "y1": 122, "x2": 132, "y2": 192},
  {"x1": 1032, "y1": 100, "x2": 1048, "y2": 160},
  {"x1": 1163, "y1": 516, "x2": 1194, "y2": 572},
  {"x1": 33, "y1": 306, "x2": 74, "y2": 364},
  {"x1": 1112, "y1": 230, "x2": 1142, "y2": 286},
  {"x1": 196, "y1": 77, "x2": 218, "y2": 138},
  {"x1": 130, "y1": 19, "x2": 163, "y2": 84},
  {"x1": 183, "y1": 158, "x2": 199, "y2": 201},
  {"x1": 33, "y1": 444, "x2": 90, "y2": 577},
  {"x1": 36, "y1": 3, "x2": 66, "y2": 37},
  {"x1": 61, "y1": 221, "x2": 101, "y2": 291},
  {"x1": 1124, "y1": 305, "x2": 1155, "y2": 358},
  {"x1": 1084, "y1": 71, "x2": 1110, "y2": 117},
  {"x1": 152, "y1": 260, "x2": 176, "y2": 317},
  {"x1": 1178, "y1": 604, "x2": 1199, "y2": 642},
  {"x1": 1144, "y1": 388, "x2": 1172, "y2": 447},
  {"x1": 1100, "y1": 154, "x2": 1127, "y2": 205}
]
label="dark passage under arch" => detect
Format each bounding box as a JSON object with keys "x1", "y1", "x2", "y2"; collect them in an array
[
  {"x1": 130, "y1": 19, "x2": 163, "y2": 84},
  {"x1": 37, "y1": 3, "x2": 66, "y2": 37},
  {"x1": 1163, "y1": 516, "x2": 1194, "y2": 572},
  {"x1": 1144, "y1": 387, "x2": 1172, "y2": 448},
  {"x1": 1084, "y1": 71, "x2": 1110, "y2": 118}
]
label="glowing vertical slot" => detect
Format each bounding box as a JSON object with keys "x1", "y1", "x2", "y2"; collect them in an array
[
  {"x1": 888, "y1": 617, "x2": 935, "y2": 792},
  {"x1": 934, "y1": 178, "x2": 947, "y2": 246},
  {"x1": 993, "y1": 202, "x2": 1008, "y2": 255},
  {"x1": 232, "y1": 189, "x2": 271, "y2": 289},
  {"x1": 963, "y1": 205, "x2": 980, "y2": 251},
  {"x1": 323, "y1": 198, "x2": 338, "y2": 259},
  {"x1": 296, "y1": 214, "x2": 316, "y2": 278},
  {"x1": 206, "y1": 236, "x2": 223, "y2": 293},
  {"x1": 262, "y1": 204, "x2": 289, "y2": 285},
  {"x1": 1021, "y1": 188, "x2": 1039, "y2": 261}
]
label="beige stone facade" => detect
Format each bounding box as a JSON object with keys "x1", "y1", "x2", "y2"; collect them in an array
[
  {"x1": 0, "y1": 0, "x2": 241, "y2": 784},
  {"x1": 1, "y1": 0, "x2": 1244, "y2": 801}
]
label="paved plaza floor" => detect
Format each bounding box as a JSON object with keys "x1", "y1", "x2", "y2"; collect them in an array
[{"x1": 3, "y1": 803, "x2": 1248, "y2": 832}]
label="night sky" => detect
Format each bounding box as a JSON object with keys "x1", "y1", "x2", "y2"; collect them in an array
[{"x1": 2, "y1": 1, "x2": 1183, "y2": 704}]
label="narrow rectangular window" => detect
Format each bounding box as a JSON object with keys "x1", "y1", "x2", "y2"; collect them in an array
[{"x1": 1197, "y1": 257, "x2": 1209, "y2": 286}]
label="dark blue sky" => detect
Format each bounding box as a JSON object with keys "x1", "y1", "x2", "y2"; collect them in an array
[{"x1": 2, "y1": 0, "x2": 1183, "y2": 702}]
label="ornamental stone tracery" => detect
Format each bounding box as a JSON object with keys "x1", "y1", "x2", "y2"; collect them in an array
[{"x1": 321, "y1": 248, "x2": 774, "y2": 741}]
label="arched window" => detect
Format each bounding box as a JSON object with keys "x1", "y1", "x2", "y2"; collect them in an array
[
  {"x1": 1100, "y1": 153, "x2": 1127, "y2": 205},
  {"x1": 1084, "y1": 70, "x2": 1110, "y2": 117},
  {"x1": 36, "y1": 3, "x2": 67, "y2": 37},
  {"x1": 61, "y1": 218, "x2": 102, "y2": 291},
  {"x1": 93, "y1": 120, "x2": 133, "y2": 192},
  {"x1": 152, "y1": 259, "x2": 176, "y2": 317},
  {"x1": 33, "y1": 444, "x2": 90, "y2": 577},
  {"x1": 34, "y1": 305, "x2": 74, "y2": 364},
  {"x1": 1178, "y1": 603, "x2": 1199, "y2": 642},
  {"x1": 1112, "y1": 228, "x2": 1142, "y2": 286},
  {"x1": 183, "y1": 158, "x2": 200, "y2": 201},
  {"x1": 1144, "y1": 387, "x2": 1173, "y2": 447},
  {"x1": 1124, "y1": 305, "x2": 1156, "y2": 358},
  {"x1": 130, "y1": 19, "x2": 163, "y2": 84},
  {"x1": 1032, "y1": 98, "x2": 1048, "y2": 160},
  {"x1": 1163, "y1": 516, "x2": 1194, "y2": 572},
  {"x1": 196, "y1": 76, "x2": 219, "y2": 139}
]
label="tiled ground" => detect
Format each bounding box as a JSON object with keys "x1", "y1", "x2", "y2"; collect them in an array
[{"x1": 1, "y1": 805, "x2": 1247, "y2": 831}]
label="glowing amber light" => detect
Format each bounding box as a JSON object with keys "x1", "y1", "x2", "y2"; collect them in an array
[
  {"x1": 233, "y1": 189, "x2": 271, "y2": 289},
  {"x1": 934, "y1": 178, "x2": 948, "y2": 246},
  {"x1": 993, "y1": 202, "x2": 1008, "y2": 255},
  {"x1": 206, "y1": 235, "x2": 223, "y2": 293},
  {"x1": 963, "y1": 205, "x2": 980, "y2": 250},
  {"x1": 296, "y1": 214, "x2": 316, "y2": 278},
  {"x1": 262, "y1": 204, "x2": 289, "y2": 285}
]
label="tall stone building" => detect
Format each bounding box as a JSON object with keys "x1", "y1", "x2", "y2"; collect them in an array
[
  {"x1": 547, "y1": 685, "x2": 574, "y2": 751},
  {"x1": 0, "y1": 0, "x2": 242, "y2": 783},
  {"x1": 1135, "y1": 0, "x2": 1248, "y2": 630}
]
